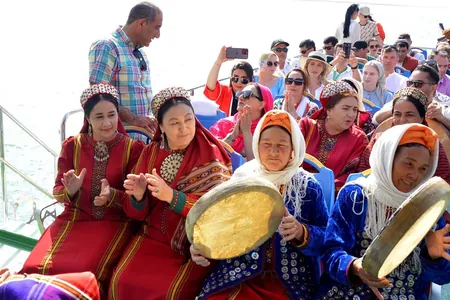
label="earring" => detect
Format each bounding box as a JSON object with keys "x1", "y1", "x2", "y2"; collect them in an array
[
  {"x1": 88, "y1": 124, "x2": 93, "y2": 136},
  {"x1": 160, "y1": 132, "x2": 165, "y2": 149}
]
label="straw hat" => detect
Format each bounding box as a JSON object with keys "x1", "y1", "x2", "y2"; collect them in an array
[{"x1": 299, "y1": 51, "x2": 333, "y2": 75}]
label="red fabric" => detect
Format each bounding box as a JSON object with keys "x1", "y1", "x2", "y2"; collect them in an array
[
  {"x1": 21, "y1": 134, "x2": 144, "y2": 296},
  {"x1": 358, "y1": 132, "x2": 450, "y2": 184},
  {"x1": 300, "y1": 118, "x2": 369, "y2": 191},
  {"x1": 402, "y1": 55, "x2": 419, "y2": 72},
  {"x1": 204, "y1": 82, "x2": 234, "y2": 116},
  {"x1": 110, "y1": 119, "x2": 232, "y2": 299},
  {"x1": 54, "y1": 272, "x2": 100, "y2": 300},
  {"x1": 377, "y1": 23, "x2": 386, "y2": 41}
]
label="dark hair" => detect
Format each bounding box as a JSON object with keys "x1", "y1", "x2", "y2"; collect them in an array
[
  {"x1": 84, "y1": 94, "x2": 119, "y2": 118},
  {"x1": 323, "y1": 36, "x2": 339, "y2": 46},
  {"x1": 392, "y1": 95, "x2": 426, "y2": 119},
  {"x1": 230, "y1": 61, "x2": 254, "y2": 86},
  {"x1": 382, "y1": 46, "x2": 398, "y2": 56},
  {"x1": 156, "y1": 97, "x2": 194, "y2": 124},
  {"x1": 395, "y1": 40, "x2": 410, "y2": 50},
  {"x1": 126, "y1": 2, "x2": 162, "y2": 25},
  {"x1": 344, "y1": 4, "x2": 359, "y2": 38},
  {"x1": 325, "y1": 92, "x2": 357, "y2": 111},
  {"x1": 341, "y1": 79, "x2": 358, "y2": 93},
  {"x1": 398, "y1": 33, "x2": 411, "y2": 40},
  {"x1": 394, "y1": 143, "x2": 430, "y2": 158},
  {"x1": 415, "y1": 61, "x2": 440, "y2": 85},
  {"x1": 299, "y1": 39, "x2": 316, "y2": 50},
  {"x1": 367, "y1": 15, "x2": 376, "y2": 22},
  {"x1": 286, "y1": 68, "x2": 309, "y2": 87}
]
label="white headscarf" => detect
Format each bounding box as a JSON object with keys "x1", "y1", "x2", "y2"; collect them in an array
[
  {"x1": 364, "y1": 60, "x2": 387, "y2": 103},
  {"x1": 353, "y1": 123, "x2": 439, "y2": 240},
  {"x1": 233, "y1": 110, "x2": 307, "y2": 218}
]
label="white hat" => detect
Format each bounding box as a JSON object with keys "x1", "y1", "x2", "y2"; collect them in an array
[{"x1": 359, "y1": 6, "x2": 371, "y2": 16}]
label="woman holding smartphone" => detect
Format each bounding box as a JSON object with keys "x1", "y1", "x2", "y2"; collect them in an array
[{"x1": 204, "y1": 46, "x2": 254, "y2": 117}]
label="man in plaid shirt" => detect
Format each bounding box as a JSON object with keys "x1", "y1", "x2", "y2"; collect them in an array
[{"x1": 89, "y1": 2, "x2": 162, "y2": 140}]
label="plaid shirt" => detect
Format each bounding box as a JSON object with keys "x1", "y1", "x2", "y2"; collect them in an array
[{"x1": 89, "y1": 27, "x2": 152, "y2": 118}]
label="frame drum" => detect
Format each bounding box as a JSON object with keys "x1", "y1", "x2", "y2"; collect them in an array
[
  {"x1": 185, "y1": 177, "x2": 284, "y2": 259},
  {"x1": 362, "y1": 177, "x2": 450, "y2": 278}
]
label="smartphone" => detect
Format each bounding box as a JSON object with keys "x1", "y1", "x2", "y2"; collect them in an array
[
  {"x1": 343, "y1": 42, "x2": 352, "y2": 59},
  {"x1": 439, "y1": 23, "x2": 445, "y2": 31},
  {"x1": 226, "y1": 48, "x2": 249, "y2": 59}
]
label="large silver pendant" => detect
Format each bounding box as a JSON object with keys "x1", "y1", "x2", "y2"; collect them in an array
[
  {"x1": 94, "y1": 141, "x2": 109, "y2": 162},
  {"x1": 161, "y1": 153, "x2": 184, "y2": 183}
]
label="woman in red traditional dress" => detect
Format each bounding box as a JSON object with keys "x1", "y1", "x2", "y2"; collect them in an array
[
  {"x1": 299, "y1": 81, "x2": 368, "y2": 191},
  {"x1": 20, "y1": 84, "x2": 144, "y2": 296},
  {"x1": 108, "y1": 87, "x2": 233, "y2": 300}
]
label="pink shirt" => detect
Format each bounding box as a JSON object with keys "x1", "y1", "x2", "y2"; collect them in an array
[{"x1": 438, "y1": 74, "x2": 450, "y2": 97}]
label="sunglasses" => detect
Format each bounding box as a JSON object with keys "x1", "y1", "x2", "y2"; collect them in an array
[
  {"x1": 266, "y1": 61, "x2": 280, "y2": 67},
  {"x1": 236, "y1": 90, "x2": 261, "y2": 100},
  {"x1": 362, "y1": 15, "x2": 369, "y2": 18},
  {"x1": 300, "y1": 48, "x2": 311, "y2": 54},
  {"x1": 369, "y1": 44, "x2": 380, "y2": 49},
  {"x1": 274, "y1": 47, "x2": 289, "y2": 53},
  {"x1": 285, "y1": 78, "x2": 304, "y2": 86},
  {"x1": 406, "y1": 80, "x2": 433, "y2": 88},
  {"x1": 231, "y1": 76, "x2": 250, "y2": 84},
  {"x1": 132, "y1": 48, "x2": 147, "y2": 71},
  {"x1": 323, "y1": 46, "x2": 333, "y2": 51}
]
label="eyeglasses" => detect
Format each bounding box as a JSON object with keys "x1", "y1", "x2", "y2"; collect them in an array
[
  {"x1": 406, "y1": 80, "x2": 433, "y2": 88},
  {"x1": 274, "y1": 47, "x2": 288, "y2": 53},
  {"x1": 300, "y1": 48, "x2": 311, "y2": 54},
  {"x1": 285, "y1": 78, "x2": 305, "y2": 86},
  {"x1": 266, "y1": 61, "x2": 280, "y2": 67},
  {"x1": 236, "y1": 90, "x2": 261, "y2": 100},
  {"x1": 231, "y1": 76, "x2": 250, "y2": 84},
  {"x1": 323, "y1": 46, "x2": 333, "y2": 51},
  {"x1": 369, "y1": 44, "x2": 380, "y2": 49},
  {"x1": 132, "y1": 48, "x2": 147, "y2": 71}
]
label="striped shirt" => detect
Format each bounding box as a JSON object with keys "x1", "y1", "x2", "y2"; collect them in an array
[{"x1": 89, "y1": 27, "x2": 153, "y2": 118}]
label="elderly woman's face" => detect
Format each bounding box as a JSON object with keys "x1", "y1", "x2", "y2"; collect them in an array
[
  {"x1": 160, "y1": 103, "x2": 196, "y2": 150},
  {"x1": 326, "y1": 96, "x2": 359, "y2": 132},
  {"x1": 392, "y1": 145, "x2": 431, "y2": 193},
  {"x1": 258, "y1": 126, "x2": 293, "y2": 172},
  {"x1": 88, "y1": 100, "x2": 118, "y2": 142},
  {"x1": 393, "y1": 98, "x2": 424, "y2": 125}
]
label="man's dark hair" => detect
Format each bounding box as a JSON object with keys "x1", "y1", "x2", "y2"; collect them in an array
[
  {"x1": 323, "y1": 36, "x2": 338, "y2": 46},
  {"x1": 398, "y1": 33, "x2": 411, "y2": 40},
  {"x1": 299, "y1": 39, "x2": 316, "y2": 50},
  {"x1": 415, "y1": 61, "x2": 440, "y2": 85},
  {"x1": 126, "y1": 2, "x2": 162, "y2": 25}
]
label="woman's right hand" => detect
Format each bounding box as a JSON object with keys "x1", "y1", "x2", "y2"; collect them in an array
[
  {"x1": 61, "y1": 168, "x2": 86, "y2": 197},
  {"x1": 190, "y1": 245, "x2": 210, "y2": 267},
  {"x1": 124, "y1": 173, "x2": 148, "y2": 201},
  {"x1": 350, "y1": 258, "x2": 392, "y2": 299},
  {"x1": 216, "y1": 46, "x2": 233, "y2": 65}
]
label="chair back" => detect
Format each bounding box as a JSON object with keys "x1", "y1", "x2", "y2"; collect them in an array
[
  {"x1": 394, "y1": 66, "x2": 411, "y2": 78},
  {"x1": 346, "y1": 169, "x2": 372, "y2": 183},
  {"x1": 196, "y1": 110, "x2": 227, "y2": 131},
  {"x1": 304, "y1": 92, "x2": 321, "y2": 108},
  {"x1": 303, "y1": 154, "x2": 335, "y2": 213},
  {"x1": 373, "y1": 117, "x2": 394, "y2": 136},
  {"x1": 124, "y1": 126, "x2": 153, "y2": 144},
  {"x1": 362, "y1": 98, "x2": 381, "y2": 114},
  {"x1": 219, "y1": 140, "x2": 245, "y2": 172}
]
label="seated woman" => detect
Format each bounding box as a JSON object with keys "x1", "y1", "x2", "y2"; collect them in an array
[
  {"x1": 358, "y1": 87, "x2": 450, "y2": 183},
  {"x1": 254, "y1": 52, "x2": 285, "y2": 98},
  {"x1": 300, "y1": 81, "x2": 368, "y2": 191},
  {"x1": 204, "y1": 46, "x2": 254, "y2": 116},
  {"x1": 299, "y1": 51, "x2": 332, "y2": 100},
  {"x1": 108, "y1": 87, "x2": 232, "y2": 300},
  {"x1": 0, "y1": 269, "x2": 100, "y2": 300},
  {"x1": 20, "y1": 84, "x2": 144, "y2": 295},
  {"x1": 210, "y1": 83, "x2": 273, "y2": 160},
  {"x1": 318, "y1": 123, "x2": 450, "y2": 299},
  {"x1": 362, "y1": 60, "x2": 394, "y2": 108},
  {"x1": 273, "y1": 68, "x2": 319, "y2": 119},
  {"x1": 190, "y1": 110, "x2": 329, "y2": 299}
]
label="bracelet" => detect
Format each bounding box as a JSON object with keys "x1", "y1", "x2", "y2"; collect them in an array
[
  {"x1": 170, "y1": 189, "x2": 179, "y2": 209},
  {"x1": 351, "y1": 65, "x2": 358, "y2": 70}
]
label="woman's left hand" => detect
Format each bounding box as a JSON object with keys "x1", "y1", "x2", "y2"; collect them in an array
[
  {"x1": 93, "y1": 179, "x2": 111, "y2": 206},
  {"x1": 239, "y1": 105, "x2": 252, "y2": 135},
  {"x1": 146, "y1": 168, "x2": 173, "y2": 203},
  {"x1": 279, "y1": 208, "x2": 304, "y2": 242},
  {"x1": 283, "y1": 91, "x2": 299, "y2": 119},
  {"x1": 425, "y1": 224, "x2": 450, "y2": 260}
]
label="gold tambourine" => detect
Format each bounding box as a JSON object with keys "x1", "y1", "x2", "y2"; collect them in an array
[
  {"x1": 362, "y1": 177, "x2": 450, "y2": 278},
  {"x1": 185, "y1": 177, "x2": 285, "y2": 259}
]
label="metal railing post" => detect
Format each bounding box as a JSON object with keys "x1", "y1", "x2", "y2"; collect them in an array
[{"x1": 0, "y1": 107, "x2": 8, "y2": 221}]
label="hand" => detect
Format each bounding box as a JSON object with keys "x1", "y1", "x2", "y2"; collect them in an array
[
  {"x1": 94, "y1": 179, "x2": 111, "y2": 206},
  {"x1": 279, "y1": 208, "x2": 304, "y2": 242},
  {"x1": 132, "y1": 115, "x2": 158, "y2": 136},
  {"x1": 335, "y1": 50, "x2": 347, "y2": 64},
  {"x1": 61, "y1": 168, "x2": 86, "y2": 197},
  {"x1": 216, "y1": 46, "x2": 234, "y2": 64},
  {"x1": 0, "y1": 268, "x2": 15, "y2": 284},
  {"x1": 190, "y1": 245, "x2": 210, "y2": 267},
  {"x1": 350, "y1": 258, "x2": 392, "y2": 299},
  {"x1": 146, "y1": 168, "x2": 173, "y2": 203},
  {"x1": 229, "y1": 118, "x2": 241, "y2": 141},
  {"x1": 239, "y1": 105, "x2": 252, "y2": 135},
  {"x1": 124, "y1": 173, "x2": 148, "y2": 201},
  {"x1": 425, "y1": 224, "x2": 450, "y2": 260},
  {"x1": 348, "y1": 51, "x2": 358, "y2": 69},
  {"x1": 426, "y1": 104, "x2": 445, "y2": 122},
  {"x1": 283, "y1": 92, "x2": 299, "y2": 119}
]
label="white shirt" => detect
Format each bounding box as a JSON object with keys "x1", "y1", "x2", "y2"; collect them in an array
[
  {"x1": 335, "y1": 20, "x2": 361, "y2": 45},
  {"x1": 328, "y1": 66, "x2": 354, "y2": 81},
  {"x1": 385, "y1": 72, "x2": 408, "y2": 93},
  {"x1": 307, "y1": 85, "x2": 324, "y2": 100},
  {"x1": 281, "y1": 57, "x2": 300, "y2": 75}
]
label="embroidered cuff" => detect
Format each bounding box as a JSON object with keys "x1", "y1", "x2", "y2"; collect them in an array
[
  {"x1": 54, "y1": 187, "x2": 72, "y2": 203},
  {"x1": 169, "y1": 190, "x2": 186, "y2": 213},
  {"x1": 106, "y1": 188, "x2": 118, "y2": 207},
  {"x1": 291, "y1": 224, "x2": 310, "y2": 249},
  {"x1": 130, "y1": 195, "x2": 147, "y2": 210}
]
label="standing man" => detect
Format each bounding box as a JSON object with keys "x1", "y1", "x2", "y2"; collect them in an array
[{"x1": 89, "y1": 2, "x2": 162, "y2": 139}]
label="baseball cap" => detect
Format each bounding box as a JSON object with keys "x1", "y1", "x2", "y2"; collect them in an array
[{"x1": 271, "y1": 39, "x2": 290, "y2": 49}]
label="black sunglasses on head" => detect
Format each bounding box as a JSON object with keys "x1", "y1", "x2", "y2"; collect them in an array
[
  {"x1": 266, "y1": 61, "x2": 279, "y2": 67},
  {"x1": 273, "y1": 47, "x2": 289, "y2": 53},
  {"x1": 132, "y1": 48, "x2": 148, "y2": 71},
  {"x1": 236, "y1": 89, "x2": 261, "y2": 100},
  {"x1": 285, "y1": 78, "x2": 304, "y2": 86},
  {"x1": 231, "y1": 76, "x2": 250, "y2": 84}
]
